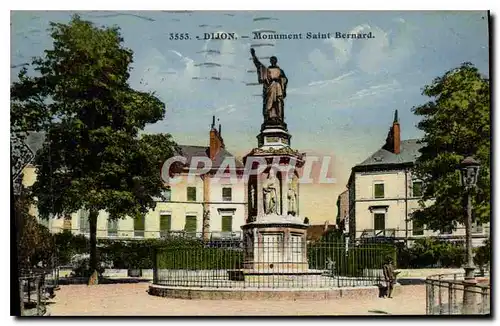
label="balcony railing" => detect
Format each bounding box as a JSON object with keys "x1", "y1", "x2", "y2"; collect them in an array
[{"x1": 360, "y1": 228, "x2": 396, "y2": 238}]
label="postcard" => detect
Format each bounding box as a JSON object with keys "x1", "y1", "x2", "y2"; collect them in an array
[{"x1": 11, "y1": 10, "x2": 490, "y2": 316}]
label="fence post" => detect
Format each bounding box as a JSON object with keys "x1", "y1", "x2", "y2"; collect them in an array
[
  {"x1": 448, "y1": 282, "x2": 453, "y2": 315},
  {"x1": 481, "y1": 286, "x2": 488, "y2": 314},
  {"x1": 36, "y1": 276, "x2": 41, "y2": 316},
  {"x1": 429, "y1": 279, "x2": 435, "y2": 314},
  {"x1": 438, "y1": 275, "x2": 443, "y2": 314},
  {"x1": 426, "y1": 281, "x2": 430, "y2": 314},
  {"x1": 453, "y1": 274, "x2": 458, "y2": 314},
  {"x1": 19, "y1": 278, "x2": 24, "y2": 317},
  {"x1": 152, "y1": 247, "x2": 158, "y2": 284}
]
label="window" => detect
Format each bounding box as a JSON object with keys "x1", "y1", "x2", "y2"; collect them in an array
[
  {"x1": 80, "y1": 210, "x2": 90, "y2": 234},
  {"x1": 160, "y1": 213, "x2": 171, "y2": 237},
  {"x1": 184, "y1": 215, "x2": 197, "y2": 235},
  {"x1": 187, "y1": 187, "x2": 197, "y2": 201},
  {"x1": 108, "y1": 219, "x2": 118, "y2": 237},
  {"x1": 134, "y1": 215, "x2": 145, "y2": 237},
  {"x1": 472, "y1": 220, "x2": 483, "y2": 234},
  {"x1": 374, "y1": 183, "x2": 385, "y2": 199},
  {"x1": 221, "y1": 216, "x2": 233, "y2": 233},
  {"x1": 412, "y1": 181, "x2": 423, "y2": 197},
  {"x1": 374, "y1": 213, "x2": 385, "y2": 231},
  {"x1": 441, "y1": 225, "x2": 453, "y2": 235},
  {"x1": 412, "y1": 219, "x2": 424, "y2": 236},
  {"x1": 162, "y1": 187, "x2": 171, "y2": 202},
  {"x1": 222, "y1": 187, "x2": 232, "y2": 201}
]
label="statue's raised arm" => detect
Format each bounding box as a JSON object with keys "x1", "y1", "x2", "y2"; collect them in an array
[
  {"x1": 249, "y1": 48, "x2": 287, "y2": 125},
  {"x1": 250, "y1": 48, "x2": 265, "y2": 84}
]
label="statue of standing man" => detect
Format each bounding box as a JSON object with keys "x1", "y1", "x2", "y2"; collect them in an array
[{"x1": 250, "y1": 48, "x2": 288, "y2": 124}]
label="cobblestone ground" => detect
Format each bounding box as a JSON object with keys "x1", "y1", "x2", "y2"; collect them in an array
[{"x1": 48, "y1": 283, "x2": 426, "y2": 316}]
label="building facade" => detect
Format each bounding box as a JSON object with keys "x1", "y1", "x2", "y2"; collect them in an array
[
  {"x1": 23, "y1": 118, "x2": 247, "y2": 240},
  {"x1": 336, "y1": 189, "x2": 349, "y2": 233},
  {"x1": 346, "y1": 111, "x2": 489, "y2": 247}
]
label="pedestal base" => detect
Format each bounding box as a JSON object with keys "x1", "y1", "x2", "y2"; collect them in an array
[{"x1": 241, "y1": 216, "x2": 309, "y2": 273}]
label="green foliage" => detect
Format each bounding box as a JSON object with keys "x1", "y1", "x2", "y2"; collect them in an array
[
  {"x1": 10, "y1": 15, "x2": 178, "y2": 274},
  {"x1": 17, "y1": 190, "x2": 55, "y2": 269},
  {"x1": 308, "y1": 239, "x2": 396, "y2": 277},
  {"x1": 53, "y1": 230, "x2": 89, "y2": 266},
  {"x1": 473, "y1": 238, "x2": 490, "y2": 271},
  {"x1": 156, "y1": 247, "x2": 243, "y2": 270},
  {"x1": 397, "y1": 238, "x2": 465, "y2": 268},
  {"x1": 412, "y1": 62, "x2": 490, "y2": 232}
]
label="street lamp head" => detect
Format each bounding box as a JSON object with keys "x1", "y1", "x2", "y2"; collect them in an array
[{"x1": 460, "y1": 156, "x2": 481, "y2": 188}]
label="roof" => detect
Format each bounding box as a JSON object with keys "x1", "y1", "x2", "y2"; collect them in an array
[
  {"x1": 306, "y1": 224, "x2": 336, "y2": 241},
  {"x1": 355, "y1": 139, "x2": 423, "y2": 168},
  {"x1": 177, "y1": 145, "x2": 244, "y2": 169}
]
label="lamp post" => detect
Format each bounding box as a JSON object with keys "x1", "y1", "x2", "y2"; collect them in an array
[{"x1": 459, "y1": 156, "x2": 480, "y2": 314}]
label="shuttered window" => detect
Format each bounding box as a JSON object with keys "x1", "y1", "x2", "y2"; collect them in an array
[
  {"x1": 374, "y1": 213, "x2": 385, "y2": 231},
  {"x1": 412, "y1": 219, "x2": 424, "y2": 236},
  {"x1": 108, "y1": 219, "x2": 118, "y2": 237},
  {"x1": 222, "y1": 187, "x2": 232, "y2": 201},
  {"x1": 412, "y1": 181, "x2": 423, "y2": 197},
  {"x1": 134, "y1": 215, "x2": 145, "y2": 237},
  {"x1": 184, "y1": 215, "x2": 197, "y2": 233},
  {"x1": 160, "y1": 214, "x2": 171, "y2": 237},
  {"x1": 187, "y1": 187, "x2": 197, "y2": 201},
  {"x1": 374, "y1": 183, "x2": 385, "y2": 198},
  {"x1": 221, "y1": 216, "x2": 233, "y2": 232}
]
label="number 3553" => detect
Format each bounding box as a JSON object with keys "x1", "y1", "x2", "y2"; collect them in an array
[{"x1": 169, "y1": 33, "x2": 190, "y2": 40}]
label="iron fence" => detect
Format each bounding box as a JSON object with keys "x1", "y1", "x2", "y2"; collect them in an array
[
  {"x1": 153, "y1": 239, "x2": 396, "y2": 289},
  {"x1": 19, "y1": 272, "x2": 47, "y2": 316},
  {"x1": 426, "y1": 273, "x2": 490, "y2": 315},
  {"x1": 18, "y1": 255, "x2": 59, "y2": 316}
]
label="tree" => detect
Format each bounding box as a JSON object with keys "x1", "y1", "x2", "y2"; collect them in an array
[
  {"x1": 16, "y1": 188, "x2": 55, "y2": 270},
  {"x1": 412, "y1": 62, "x2": 490, "y2": 232},
  {"x1": 11, "y1": 15, "x2": 178, "y2": 283}
]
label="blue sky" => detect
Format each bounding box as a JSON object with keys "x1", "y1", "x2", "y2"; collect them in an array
[{"x1": 11, "y1": 11, "x2": 489, "y2": 222}]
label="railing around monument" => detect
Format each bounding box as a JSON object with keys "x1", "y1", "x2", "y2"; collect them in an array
[
  {"x1": 425, "y1": 272, "x2": 490, "y2": 315},
  {"x1": 153, "y1": 239, "x2": 395, "y2": 289}
]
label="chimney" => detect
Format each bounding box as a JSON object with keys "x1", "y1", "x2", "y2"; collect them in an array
[
  {"x1": 209, "y1": 116, "x2": 225, "y2": 160},
  {"x1": 383, "y1": 110, "x2": 401, "y2": 154},
  {"x1": 393, "y1": 110, "x2": 401, "y2": 154}
]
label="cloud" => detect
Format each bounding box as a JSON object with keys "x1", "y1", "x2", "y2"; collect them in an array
[
  {"x1": 320, "y1": 23, "x2": 414, "y2": 75},
  {"x1": 130, "y1": 47, "x2": 201, "y2": 97},
  {"x1": 306, "y1": 71, "x2": 356, "y2": 87}
]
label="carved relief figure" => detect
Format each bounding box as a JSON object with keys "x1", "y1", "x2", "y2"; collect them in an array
[
  {"x1": 263, "y1": 169, "x2": 280, "y2": 214},
  {"x1": 250, "y1": 48, "x2": 288, "y2": 124},
  {"x1": 250, "y1": 183, "x2": 256, "y2": 210},
  {"x1": 287, "y1": 183, "x2": 297, "y2": 216}
]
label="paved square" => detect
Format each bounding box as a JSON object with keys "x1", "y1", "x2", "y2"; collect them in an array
[{"x1": 48, "y1": 283, "x2": 426, "y2": 316}]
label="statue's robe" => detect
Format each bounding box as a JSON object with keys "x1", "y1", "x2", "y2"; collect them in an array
[{"x1": 256, "y1": 64, "x2": 288, "y2": 121}]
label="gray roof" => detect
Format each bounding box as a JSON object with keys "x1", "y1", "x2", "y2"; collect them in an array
[
  {"x1": 177, "y1": 145, "x2": 244, "y2": 169},
  {"x1": 355, "y1": 139, "x2": 424, "y2": 168}
]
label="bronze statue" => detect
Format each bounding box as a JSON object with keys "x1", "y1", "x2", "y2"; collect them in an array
[{"x1": 250, "y1": 48, "x2": 288, "y2": 124}]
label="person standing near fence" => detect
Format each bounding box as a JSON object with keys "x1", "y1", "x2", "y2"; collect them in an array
[{"x1": 383, "y1": 256, "x2": 398, "y2": 298}]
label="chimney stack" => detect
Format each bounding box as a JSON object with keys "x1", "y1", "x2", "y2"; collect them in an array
[
  {"x1": 209, "y1": 116, "x2": 225, "y2": 160},
  {"x1": 383, "y1": 110, "x2": 401, "y2": 154},
  {"x1": 393, "y1": 110, "x2": 401, "y2": 154}
]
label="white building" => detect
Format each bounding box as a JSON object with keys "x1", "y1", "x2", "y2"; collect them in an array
[
  {"x1": 23, "y1": 118, "x2": 247, "y2": 240},
  {"x1": 346, "y1": 111, "x2": 489, "y2": 246}
]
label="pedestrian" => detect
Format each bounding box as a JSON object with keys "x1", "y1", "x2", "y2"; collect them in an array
[{"x1": 382, "y1": 256, "x2": 399, "y2": 298}]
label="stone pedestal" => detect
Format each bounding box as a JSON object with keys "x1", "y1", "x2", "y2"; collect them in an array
[
  {"x1": 241, "y1": 215, "x2": 308, "y2": 273},
  {"x1": 241, "y1": 124, "x2": 308, "y2": 275}
]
